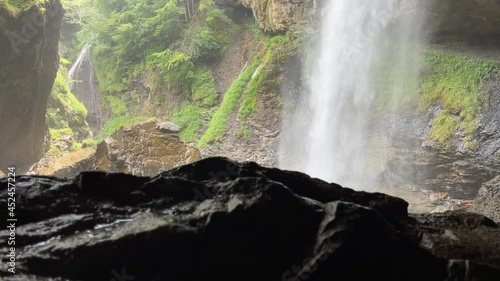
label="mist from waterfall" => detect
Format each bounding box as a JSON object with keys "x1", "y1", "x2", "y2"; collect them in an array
[
  {"x1": 279, "y1": 0, "x2": 431, "y2": 190},
  {"x1": 69, "y1": 43, "x2": 104, "y2": 135}
]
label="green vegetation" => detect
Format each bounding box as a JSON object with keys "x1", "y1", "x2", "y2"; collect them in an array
[
  {"x1": 239, "y1": 35, "x2": 286, "y2": 120},
  {"x1": 191, "y1": 66, "x2": 218, "y2": 106},
  {"x1": 102, "y1": 95, "x2": 128, "y2": 117},
  {"x1": 0, "y1": 0, "x2": 47, "y2": 17},
  {"x1": 198, "y1": 56, "x2": 262, "y2": 148},
  {"x1": 71, "y1": 0, "x2": 241, "y2": 145},
  {"x1": 173, "y1": 103, "x2": 204, "y2": 142},
  {"x1": 47, "y1": 70, "x2": 88, "y2": 128},
  {"x1": 373, "y1": 48, "x2": 499, "y2": 148},
  {"x1": 96, "y1": 116, "x2": 149, "y2": 142},
  {"x1": 429, "y1": 112, "x2": 459, "y2": 144},
  {"x1": 78, "y1": 0, "x2": 236, "y2": 95},
  {"x1": 46, "y1": 63, "x2": 92, "y2": 155},
  {"x1": 66, "y1": 0, "x2": 294, "y2": 149},
  {"x1": 233, "y1": 124, "x2": 251, "y2": 139},
  {"x1": 420, "y1": 51, "x2": 499, "y2": 146}
]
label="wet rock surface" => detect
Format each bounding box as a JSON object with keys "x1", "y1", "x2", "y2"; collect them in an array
[
  {"x1": 0, "y1": 158, "x2": 499, "y2": 281},
  {"x1": 378, "y1": 81, "x2": 500, "y2": 201}
]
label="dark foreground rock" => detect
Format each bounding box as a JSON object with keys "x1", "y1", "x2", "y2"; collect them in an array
[{"x1": 0, "y1": 158, "x2": 499, "y2": 281}]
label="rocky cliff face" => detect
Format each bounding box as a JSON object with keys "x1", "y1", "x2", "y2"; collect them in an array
[
  {"x1": 472, "y1": 175, "x2": 500, "y2": 223},
  {"x1": 430, "y1": 0, "x2": 500, "y2": 43},
  {"x1": 239, "y1": 0, "x2": 315, "y2": 32},
  {"x1": 0, "y1": 158, "x2": 499, "y2": 280},
  {"x1": 235, "y1": 0, "x2": 500, "y2": 37},
  {"x1": 377, "y1": 77, "x2": 500, "y2": 203},
  {"x1": 0, "y1": 0, "x2": 64, "y2": 173}
]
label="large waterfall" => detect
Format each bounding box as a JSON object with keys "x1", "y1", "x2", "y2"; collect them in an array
[
  {"x1": 279, "y1": 0, "x2": 430, "y2": 189},
  {"x1": 69, "y1": 43, "x2": 104, "y2": 135}
]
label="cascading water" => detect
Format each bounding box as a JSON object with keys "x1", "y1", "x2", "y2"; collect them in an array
[
  {"x1": 69, "y1": 43, "x2": 104, "y2": 135},
  {"x1": 279, "y1": 0, "x2": 430, "y2": 189}
]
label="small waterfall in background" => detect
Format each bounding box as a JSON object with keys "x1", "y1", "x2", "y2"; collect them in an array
[
  {"x1": 279, "y1": 0, "x2": 430, "y2": 190},
  {"x1": 69, "y1": 43, "x2": 104, "y2": 135}
]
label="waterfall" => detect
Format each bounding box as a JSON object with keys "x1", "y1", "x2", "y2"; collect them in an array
[
  {"x1": 69, "y1": 43, "x2": 104, "y2": 135},
  {"x1": 279, "y1": 0, "x2": 430, "y2": 189}
]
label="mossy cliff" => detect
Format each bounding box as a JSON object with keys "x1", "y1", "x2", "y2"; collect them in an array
[
  {"x1": 46, "y1": 64, "x2": 93, "y2": 156},
  {"x1": 0, "y1": 0, "x2": 64, "y2": 172},
  {"x1": 73, "y1": 0, "x2": 305, "y2": 165}
]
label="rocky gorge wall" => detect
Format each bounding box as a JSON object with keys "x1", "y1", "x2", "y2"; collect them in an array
[{"x1": 0, "y1": 0, "x2": 64, "y2": 173}]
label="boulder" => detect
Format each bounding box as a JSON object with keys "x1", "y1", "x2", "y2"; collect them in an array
[
  {"x1": 0, "y1": 158, "x2": 499, "y2": 281},
  {"x1": 155, "y1": 121, "x2": 180, "y2": 134},
  {"x1": 94, "y1": 120, "x2": 201, "y2": 176},
  {"x1": 0, "y1": 0, "x2": 64, "y2": 172},
  {"x1": 28, "y1": 148, "x2": 96, "y2": 178},
  {"x1": 472, "y1": 176, "x2": 500, "y2": 223}
]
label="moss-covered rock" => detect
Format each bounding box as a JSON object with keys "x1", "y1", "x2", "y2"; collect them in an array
[{"x1": 94, "y1": 120, "x2": 201, "y2": 176}]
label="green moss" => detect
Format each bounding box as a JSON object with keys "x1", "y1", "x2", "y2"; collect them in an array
[
  {"x1": 429, "y1": 112, "x2": 459, "y2": 145},
  {"x1": 0, "y1": 0, "x2": 47, "y2": 18},
  {"x1": 198, "y1": 55, "x2": 262, "y2": 148},
  {"x1": 146, "y1": 50, "x2": 194, "y2": 91},
  {"x1": 420, "y1": 51, "x2": 499, "y2": 145},
  {"x1": 173, "y1": 103, "x2": 203, "y2": 142},
  {"x1": 71, "y1": 142, "x2": 83, "y2": 151},
  {"x1": 46, "y1": 68, "x2": 91, "y2": 155},
  {"x1": 48, "y1": 146, "x2": 61, "y2": 156},
  {"x1": 96, "y1": 116, "x2": 149, "y2": 142},
  {"x1": 82, "y1": 139, "x2": 98, "y2": 148},
  {"x1": 50, "y1": 128, "x2": 74, "y2": 139},
  {"x1": 191, "y1": 66, "x2": 218, "y2": 106},
  {"x1": 50, "y1": 71, "x2": 88, "y2": 119},
  {"x1": 233, "y1": 124, "x2": 251, "y2": 139},
  {"x1": 103, "y1": 95, "x2": 128, "y2": 117},
  {"x1": 238, "y1": 34, "x2": 287, "y2": 121},
  {"x1": 47, "y1": 128, "x2": 74, "y2": 156}
]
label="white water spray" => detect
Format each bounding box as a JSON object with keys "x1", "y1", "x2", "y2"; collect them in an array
[
  {"x1": 279, "y1": 0, "x2": 429, "y2": 189},
  {"x1": 69, "y1": 43, "x2": 104, "y2": 134}
]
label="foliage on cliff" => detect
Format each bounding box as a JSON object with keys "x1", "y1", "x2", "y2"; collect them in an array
[
  {"x1": 46, "y1": 60, "x2": 92, "y2": 155},
  {"x1": 77, "y1": 0, "x2": 234, "y2": 94},
  {"x1": 0, "y1": 0, "x2": 46, "y2": 16},
  {"x1": 374, "y1": 48, "x2": 499, "y2": 149},
  {"x1": 71, "y1": 0, "x2": 249, "y2": 142},
  {"x1": 70, "y1": 0, "x2": 294, "y2": 148},
  {"x1": 420, "y1": 52, "x2": 499, "y2": 147}
]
